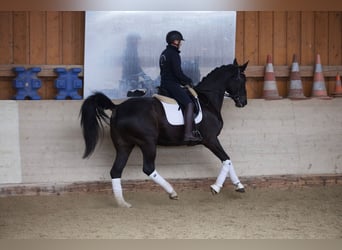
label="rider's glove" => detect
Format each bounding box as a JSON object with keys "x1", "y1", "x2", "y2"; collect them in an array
[{"x1": 186, "y1": 82, "x2": 194, "y2": 88}]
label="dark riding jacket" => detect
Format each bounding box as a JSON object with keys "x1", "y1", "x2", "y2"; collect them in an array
[
  {"x1": 159, "y1": 45, "x2": 193, "y2": 108},
  {"x1": 159, "y1": 45, "x2": 192, "y2": 86}
]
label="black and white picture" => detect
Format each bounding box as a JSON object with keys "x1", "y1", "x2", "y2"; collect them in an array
[{"x1": 84, "y1": 11, "x2": 236, "y2": 99}]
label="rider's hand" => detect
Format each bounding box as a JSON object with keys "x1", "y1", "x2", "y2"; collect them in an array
[{"x1": 186, "y1": 82, "x2": 194, "y2": 88}]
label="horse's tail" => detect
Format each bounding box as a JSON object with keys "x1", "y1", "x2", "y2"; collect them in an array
[{"x1": 80, "y1": 92, "x2": 116, "y2": 158}]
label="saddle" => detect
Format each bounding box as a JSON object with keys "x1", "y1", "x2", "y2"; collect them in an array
[
  {"x1": 156, "y1": 86, "x2": 200, "y2": 115},
  {"x1": 153, "y1": 86, "x2": 202, "y2": 126}
]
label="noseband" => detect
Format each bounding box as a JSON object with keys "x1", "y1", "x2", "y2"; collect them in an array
[{"x1": 225, "y1": 92, "x2": 244, "y2": 107}]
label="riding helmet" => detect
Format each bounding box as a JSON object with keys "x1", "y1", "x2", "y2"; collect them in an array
[{"x1": 166, "y1": 30, "x2": 184, "y2": 44}]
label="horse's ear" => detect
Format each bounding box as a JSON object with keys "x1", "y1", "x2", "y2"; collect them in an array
[
  {"x1": 240, "y1": 60, "x2": 249, "y2": 72},
  {"x1": 233, "y1": 58, "x2": 238, "y2": 66}
]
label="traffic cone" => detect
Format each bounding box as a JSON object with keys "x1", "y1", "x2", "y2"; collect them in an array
[
  {"x1": 263, "y1": 54, "x2": 282, "y2": 100},
  {"x1": 332, "y1": 73, "x2": 342, "y2": 97},
  {"x1": 311, "y1": 54, "x2": 332, "y2": 99},
  {"x1": 288, "y1": 54, "x2": 308, "y2": 100}
]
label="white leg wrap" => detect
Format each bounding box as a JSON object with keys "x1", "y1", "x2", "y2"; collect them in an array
[
  {"x1": 112, "y1": 178, "x2": 132, "y2": 208},
  {"x1": 211, "y1": 160, "x2": 230, "y2": 193},
  {"x1": 211, "y1": 159, "x2": 244, "y2": 193},
  {"x1": 227, "y1": 160, "x2": 240, "y2": 185},
  {"x1": 149, "y1": 170, "x2": 174, "y2": 194},
  {"x1": 226, "y1": 160, "x2": 245, "y2": 191}
]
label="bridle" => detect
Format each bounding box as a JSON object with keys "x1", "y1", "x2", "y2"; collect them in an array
[
  {"x1": 225, "y1": 68, "x2": 246, "y2": 107},
  {"x1": 195, "y1": 65, "x2": 246, "y2": 107}
]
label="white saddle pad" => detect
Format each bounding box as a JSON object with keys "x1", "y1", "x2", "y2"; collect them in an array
[{"x1": 159, "y1": 100, "x2": 203, "y2": 126}]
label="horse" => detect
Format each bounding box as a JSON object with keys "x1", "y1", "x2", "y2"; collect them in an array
[{"x1": 80, "y1": 59, "x2": 248, "y2": 207}]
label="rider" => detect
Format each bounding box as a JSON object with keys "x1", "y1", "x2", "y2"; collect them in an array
[{"x1": 159, "y1": 30, "x2": 201, "y2": 142}]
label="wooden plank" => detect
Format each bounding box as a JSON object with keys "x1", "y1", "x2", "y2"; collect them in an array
[
  {"x1": 244, "y1": 12, "x2": 259, "y2": 64},
  {"x1": 1, "y1": 64, "x2": 341, "y2": 78},
  {"x1": 0, "y1": 64, "x2": 84, "y2": 77},
  {"x1": 244, "y1": 65, "x2": 342, "y2": 77},
  {"x1": 273, "y1": 11, "x2": 287, "y2": 96},
  {"x1": 37, "y1": 78, "x2": 57, "y2": 99},
  {"x1": 258, "y1": 11, "x2": 273, "y2": 63},
  {"x1": 273, "y1": 12, "x2": 287, "y2": 64},
  {"x1": 258, "y1": 12, "x2": 274, "y2": 98},
  {"x1": 46, "y1": 12, "x2": 62, "y2": 64},
  {"x1": 0, "y1": 78, "x2": 15, "y2": 100},
  {"x1": 314, "y1": 12, "x2": 329, "y2": 63},
  {"x1": 29, "y1": 12, "x2": 47, "y2": 64},
  {"x1": 244, "y1": 12, "x2": 260, "y2": 98},
  {"x1": 235, "y1": 12, "x2": 244, "y2": 62},
  {"x1": 13, "y1": 11, "x2": 29, "y2": 64},
  {"x1": 301, "y1": 12, "x2": 315, "y2": 63},
  {"x1": 61, "y1": 12, "x2": 74, "y2": 64},
  {"x1": 0, "y1": 12, "x2": 13, "y2": 64},
  {"x1": 328, "y1": 12, "x2": 342, "y2": 64},
  {"x1": 73, "y1": 12, "x2": 85, "y2": 65},
  {"x1": 301, "y1": 12, "x2": 315, "y2": 96},
  {"x1": 286, "y1": 12, "x2": 301, "y2": 63},
  {"x1": 328, "y1": 12, "x2": 342, "y2": 94}
]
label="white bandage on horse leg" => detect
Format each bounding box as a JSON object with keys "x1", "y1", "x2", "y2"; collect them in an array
[
  {"x1": 210, "y1": 160, "x2": 230, "y2": 193},
  {"x1": 226, "y1": 160, "x2": 240, "y2": 185},
  {"x1": 149, "y1": 170, "x2": 174, "y2": 194},
  {"x1": 112, "y1": 178, "x2": 132, "y2": 208},
  {"x1": 226, "y1": 161, "x2": 245, "y2": 191}
]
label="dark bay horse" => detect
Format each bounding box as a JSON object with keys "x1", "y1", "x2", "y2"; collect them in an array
[{"x1": 80, "y1": 59, "x2": 248, "y2": 207}]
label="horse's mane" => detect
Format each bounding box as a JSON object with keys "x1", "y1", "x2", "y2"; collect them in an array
[{"x1": 199, "y1": 64, "x2": 234, "y2": 84}]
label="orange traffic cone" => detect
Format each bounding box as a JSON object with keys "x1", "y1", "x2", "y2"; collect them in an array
[
  {"x1": 263, "y1": 55, "x2": 282, "y2": 100},
  {"x1": 332, "y1": 73, "x2": 342, "y2": 97},
  {"x1": 288, "y1": 54, "x2": 308, "y2": 100},
  {"x1": 311, "y1": 54, "x2": 332, "y2": 100}
]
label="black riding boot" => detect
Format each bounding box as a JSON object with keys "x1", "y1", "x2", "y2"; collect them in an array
[{"x1": 183, "y1": 103, "x2": 202, "y2": 142}]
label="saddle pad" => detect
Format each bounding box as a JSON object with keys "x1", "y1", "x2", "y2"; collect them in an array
[{"x1": 154, "y1": 95, "x2": 203, "y2": 126}]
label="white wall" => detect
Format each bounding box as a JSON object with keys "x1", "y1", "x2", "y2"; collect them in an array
[
  {"x1": 0, "y1": 98, "x2": 341, "y2": 186},
  {"x1": 0, "y1": 101, "x2": 21, "y2": 184}
]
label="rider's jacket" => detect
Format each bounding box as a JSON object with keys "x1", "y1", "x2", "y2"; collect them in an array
[{"x1": 159, "y1": 45, "x2": 192, "y2": 86}]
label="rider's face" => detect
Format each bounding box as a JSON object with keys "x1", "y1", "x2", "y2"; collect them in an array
[{"x1": 172, "y1": 40, "x2": 182, "y2": 48}]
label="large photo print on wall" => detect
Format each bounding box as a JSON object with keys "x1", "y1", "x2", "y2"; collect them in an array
[{"x1": 84, "y1": 11, "x2": 236, "y2": 99}]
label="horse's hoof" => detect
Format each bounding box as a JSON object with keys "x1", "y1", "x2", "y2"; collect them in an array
[
  {"x1": 235, "y1": 188, "x2": 245, "y2": 193},
  {"x1": 234, "y1": 182, "x2": 245, "y2": 193},
  {"x1": 117, "y1": 201, "x2": 132, "y2": 208},
  {"x1": 210, "y1": 188, "x2": 217, "y2": 195},
  {"x1": 169, "y1": 191, "x2": 178, "y2": 200},
  {"x1": 210, "y1": 184, "x2": 220, "y2": 195}
]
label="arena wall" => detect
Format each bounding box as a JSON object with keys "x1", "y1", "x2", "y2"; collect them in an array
[
  {"x1": 1, "y1": 98, "x2": 341, "y2": 190},
  {"x1": 1, "y1": 11, "x2": 341, "y2": 100}
]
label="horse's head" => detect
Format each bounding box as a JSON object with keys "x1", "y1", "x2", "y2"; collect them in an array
[{"x1": 225, "y1": 59, "x2": 248, "y2": 108}]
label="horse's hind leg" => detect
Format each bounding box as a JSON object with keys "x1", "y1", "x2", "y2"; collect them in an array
[
  {"x1": 140, "y1": 143, "x2": 178, "y2": 200},
  {"x1": 110, "y1": 145, "x2": 134, "y2": 208}
]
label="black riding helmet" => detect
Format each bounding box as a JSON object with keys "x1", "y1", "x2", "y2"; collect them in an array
[{"x1": 166, "y1": 30, "x2": 184, "y2": 44}]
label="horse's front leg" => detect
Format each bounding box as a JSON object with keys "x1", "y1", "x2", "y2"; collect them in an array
[
  {"x1": 203, "y1": 138, "x2": 245, "y2": 194},
  {"x1": 210, "y1": 159, "x2": 245, "y2": 194}
]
